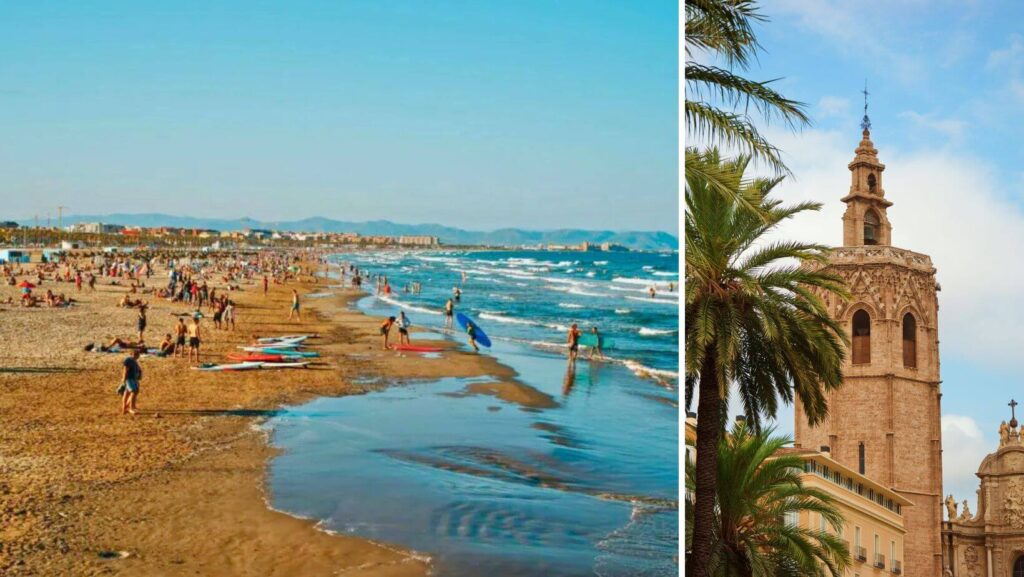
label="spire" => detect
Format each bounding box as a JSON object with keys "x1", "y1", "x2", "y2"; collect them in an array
[{"x1": 860, "y1": 79, "x2": 871, "y2": 135}]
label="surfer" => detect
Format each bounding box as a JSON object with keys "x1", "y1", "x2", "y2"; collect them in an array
[
  {"x1": 466, "y1": 320, "x2": 480, "y2": 352},
  {"x1": 380, "y1": 316, "x2": 396, "y2": 350},
  {"x1": 567, "y1": 323, "x2": 581, "y2": 365},
  {"x1": 444, "y1": 298, "x2": 455, "y2": 331},
  {"x1": 587, "y1": 327, "x2": 605, "y2": 361},
  {"x1": 396, "y1": 311, "x2": 411, "y2": 345}
]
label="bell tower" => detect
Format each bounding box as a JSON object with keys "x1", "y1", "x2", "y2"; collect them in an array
[{"x1": 794, "y1": 101, "x2": 944, "y2": 577}]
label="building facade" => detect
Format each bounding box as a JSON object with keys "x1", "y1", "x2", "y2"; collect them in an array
[
  {"x1": 942, "y1": 417, "x2": 1024, "y2": 577},
  {"x1": 780, "y1": 448, "x2": 910, "y2": 576},
  {"x1": 794, "y1": 123, "x2": 944, "y2": 577}
]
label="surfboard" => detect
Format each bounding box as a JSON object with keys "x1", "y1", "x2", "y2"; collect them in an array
[
  {"x1": 192, "y1": 361, "x2": 263, "y2": 372},
  {"x1": 257, "y1": 335, "x2": 313, "y2": 344},
  {"x1": 579, "y1": 333, "x2": 614, "y2": 349},
  {"x1": 260, "y1": 348, "x2": 319, "y2": 357},
  {"x1": 257, "y1": 361, "x2": 310, "y2": 369},
  {"x1": 391, "y1": 344, "x2": 444, "y2": 353},
  {"x1": 455, "y1": 312, "x2": 492, "y2": 348},
  {"x1": 228, "y1": 352, "x2": 286, "y2": 362}
]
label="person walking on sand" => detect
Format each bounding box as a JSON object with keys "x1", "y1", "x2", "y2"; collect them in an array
[
  {"x1": 263, "y1": 275, "x2": 269, "y2": 295},
  {"x1": 224, "y1": 299, "x2": 236, "y2": 331},
  {"x1": 587, "y1": 326, "x2": 604, "y2": 361},
  {"x1": 187, "y1": 316, "x2": 202, "y2": 364},
  {"x1": 120, "y1": 348, "x2": 142, "y2": 416},
  {"x1": 289, "y1": 289, "x2": 301, "y2": 320},
  {"x1": 380, "y1": 316, "x2": 396, "y2": 350},
  {"x1": 567, "y1": 323, "x2": 581, "y2": 366},
  {"x1": 174, "y1": 317, "x2": 187, "y2": 358},
  {"x1": 444, "y1": 298, "x2": 454, "y2": 331},
  {"x1": 396, "y1": 311, "x2": 411, "y2": 345},
  {"x1": 137, "y1": 305, "x2": 147, "y2": 341},
  {"x1": 466, "y1": 320, "x2": 480, "y2": 352}
]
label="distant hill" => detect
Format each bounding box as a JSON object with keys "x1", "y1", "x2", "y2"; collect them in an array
[{"x1": 31, "y1": 213, "x2": 678, "y2": 251}]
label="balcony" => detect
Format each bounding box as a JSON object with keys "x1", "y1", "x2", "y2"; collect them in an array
[
  {"x1": 875, "y1": 553, "x2": 886, "y2": 569},
  {"x1": 893, "y1": 559, "x2": 902, "y2": 574},
  {"x1": 855, "y1": 546, "x2": 867, "y2": 562}
]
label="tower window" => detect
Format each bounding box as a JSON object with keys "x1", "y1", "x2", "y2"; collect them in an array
[
  {"x1": 863, "y1": 210, "x2": 880, "y2": 245},
  {"x1": 852, "y1": 310, "x2": 871, "y2": 364},
  {"x1": 867, "y1": 173, "x2": 877, "y2": 193},
  {"x1": 858, "y1": 442, "x2": 866, "y2": 475},
  {"x1": 903, "y1": 313, "x2": 917, "y2": 368}
]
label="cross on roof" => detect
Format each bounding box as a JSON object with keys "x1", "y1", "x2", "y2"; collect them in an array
[{"x1": 861, "y1": 80, "x2": 871, "y2": 132}]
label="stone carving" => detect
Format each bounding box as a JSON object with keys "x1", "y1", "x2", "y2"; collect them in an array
[
  {"x1": 946, "y1": 494, "x2": 958, "y2": 520},
  {"x1": 962, "y1": 545, "x2": 981, "y2": 577},
  {"x1": 959, "y1": 500, "x2": 972, "y2": 521},
  {"x1": 1002, "y1": 421, "x2": 1011, "y2": 446},
  {"x1": 1004, "y1": 478, "x2": 1024, "y2": 529}
]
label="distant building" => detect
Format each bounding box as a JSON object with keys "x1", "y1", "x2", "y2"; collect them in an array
[
  {"x1": 68, "y1": 222, "x2": 123, "y2": 234},
  {"x1": 600, "y1": 242, "x2": 629, "y2": 252},
  {"x1": 0, "y1": 221, "x2": 20, "y2": 230},
  {"x1": 398, "y1": 235, "x2": 440, "y2": 247}
]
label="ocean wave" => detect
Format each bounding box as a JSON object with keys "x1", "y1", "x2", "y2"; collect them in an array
[
  {"x1": 615, "y1": 309, "x2": 631, "y2": 314},
  {"x1": 638, "y1": 327, "x2": 678, "y2": 336},
  {"x1": 558, "y1": 303, "x2": 584, "y2": 309},
  {"x1": 593, "y1": 261, "x2": 609, "y2": 266},
  {"x1": 652, "y1": 272, "x2": 678, "y2": 277},
  {"x1": 625, "y1": 296, "x2": 679, "y2": 306},
  {"x1": 377, "y1": 295, "x2": 442, "y2": 316},
  {"x1": 479, "y1": 312, "x2": 537, "y2": 327}
]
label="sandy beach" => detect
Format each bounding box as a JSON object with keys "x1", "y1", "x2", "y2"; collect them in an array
[{"x1": 0, "y1": 259, "x2": 525, "y2": 576}]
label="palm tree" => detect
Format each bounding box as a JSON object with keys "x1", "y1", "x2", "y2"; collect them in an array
[
  {"x1": 684, "y1": 150, "x2": 848, "y2": 577},
  {"x1": 685, "y1": 422, "x2": 851, "y2": 577},
  {"x1": 685, "y1": 0, "x2": 809, "y2": 175}
]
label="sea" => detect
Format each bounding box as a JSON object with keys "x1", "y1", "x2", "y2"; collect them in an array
[{"x1": 263, "y1": 250, "x2": 679, "y2": 576}]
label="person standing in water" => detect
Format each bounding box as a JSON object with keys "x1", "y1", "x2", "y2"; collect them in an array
[
  {"x1": 466, "y1": 320, "x2": 480, "y2": 352},
  {"x1": 648, "y1": 286, "x2": 656, "y2": 299},
  {"x1": 587, "y1": 326, "x2": 604, "y2": 361},
  {"x1": 380, "y1": 316, "x2": 396, "y2": 350},
  {"x1": 444, "y1": 298, "x2": 455, "y2": 331},
  {"x1": 396, "y1": 311, "x2": 411, "y2": 345},
  {"x1": 567, "y1": 323, "x2": 581, "y2": 365},
  {"x1": 289, "y1": 289, "x2": 300, "y2": 320},
  {"x1": 453, "y1": 286, "x2": 461, "y2": 302}
]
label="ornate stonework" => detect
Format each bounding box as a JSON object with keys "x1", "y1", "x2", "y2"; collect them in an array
[{"x1": 1004, "y1": 478, "x2": 1024, "y2": 529}]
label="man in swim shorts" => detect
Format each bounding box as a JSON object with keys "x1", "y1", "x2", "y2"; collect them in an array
[
  {"x1": 567, "y1": 323, "x2": 581, "y2": 365},
  {"x1": 289, "y1": 289, "x2": 300, "y2": 320},
  {"x1": 396, "y1": 311, "x2": 411, "y2": 345},
  {"x1": 444, "y1": 298, "x2": 454, "y2": 331},
  {"x1": 174, "y1": 318, "x2": 187, "y2": 358},
  {"x1": 380, "y1": 316, "x2": 396, "y2": 350},
  {"x1": 188, "y1": 316, "x2": 202, "y2": 365}
]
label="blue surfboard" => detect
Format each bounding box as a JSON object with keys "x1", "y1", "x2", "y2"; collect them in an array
[{"x1": 455, "y1": 312, "x2": 492, "y2": 348}]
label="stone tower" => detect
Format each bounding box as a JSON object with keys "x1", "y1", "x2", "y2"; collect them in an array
[{"x1": 794, "y1": 122, "x2": 944, "y2": 577}]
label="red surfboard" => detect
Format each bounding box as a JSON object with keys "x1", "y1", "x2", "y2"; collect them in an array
[
  {"x1": 228, "y1": 352, "x2": 286, "y2": 362},
  {"x1": 391, "y1": 344, "x2": 444, "y2": 353}
]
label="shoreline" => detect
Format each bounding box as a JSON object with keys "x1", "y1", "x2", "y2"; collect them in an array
[{"x1": 0, "y1": 262, "x2": 522, "y2": 576}]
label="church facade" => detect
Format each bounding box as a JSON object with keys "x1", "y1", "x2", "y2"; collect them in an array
[{"x1": 793, "y1": 120, "x2": 945, "y2": 577}]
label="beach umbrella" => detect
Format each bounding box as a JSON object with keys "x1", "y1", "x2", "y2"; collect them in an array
[{"x1": 17, "y1": 280, "x2": 35, "y2": 289}]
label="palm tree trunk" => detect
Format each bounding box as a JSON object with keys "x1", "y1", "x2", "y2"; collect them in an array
[{"x1": 689, "y1": 350, "x2": 722, "y2": 577}]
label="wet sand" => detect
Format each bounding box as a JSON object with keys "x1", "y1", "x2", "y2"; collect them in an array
[{"x1": 0, "y1": 263, "x2": 519, "y2": 576}]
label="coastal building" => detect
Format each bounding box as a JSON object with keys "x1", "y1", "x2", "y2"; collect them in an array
[
  {"x1": 398, "y1": 235, "x2": 439, "y2": 246},
  {"x1": 793, "y1": 119, "x2": 944, "y2": 577},
  {"x1": 941, "y1": 409, "x2": 1024, "y2": 577},
  {"x1": 0, "y1": 221, "x2": 19, "y2": 230},
  {"x1": 600, "y1": 242, "x2": 629, "y2": 252},
  {"x1": 67, "y1": 222, "x2": 123, "y2": 234}
]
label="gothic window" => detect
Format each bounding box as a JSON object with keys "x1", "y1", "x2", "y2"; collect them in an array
[
  {"x1": 903, "y1": 313, "x2": 917, "y2": 368},
  {"x1": 852, "y1": 310, "x2": 871, "y2": 364},
  {"x1": 867, "y1": 173, "x2": 877, "y2": 193},
  {"x1": 858, "y1": 442, "x2": 866, "y2": 474},
  {"x1": 1014, "y1": 556, "x2": 1024, "y2": 577},
  {"x1": 863, "y1": 210, "x2": 880, "y2": 245}
]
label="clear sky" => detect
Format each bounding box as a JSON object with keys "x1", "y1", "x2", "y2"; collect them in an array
[
  {"x1": 716, "y1": 0, "x2": 1024, "y2": 504},
  {"x1": 0, "y1": 1, "x2": 677, "y2": 232}
]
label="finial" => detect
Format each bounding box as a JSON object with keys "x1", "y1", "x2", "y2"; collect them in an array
[
  {"x1": 1011, "y1": 399, "x2": 1019, "y2": 429},
  {"x1": 860, "y1": 79, "x2": 871, "y2": 133}
]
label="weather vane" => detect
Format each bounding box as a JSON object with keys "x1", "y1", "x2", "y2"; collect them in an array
[{"x1": 861, "y1": 79, "x2": 871, "y2": 132}]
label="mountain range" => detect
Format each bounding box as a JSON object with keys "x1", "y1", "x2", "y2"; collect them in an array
[{"x1": 35, "y1": 213, "x2": 678, "y2": 251}]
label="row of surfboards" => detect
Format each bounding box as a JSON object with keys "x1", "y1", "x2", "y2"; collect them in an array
[{"x1": 193, "y1": 335, "x2": 320, "y2": 371}]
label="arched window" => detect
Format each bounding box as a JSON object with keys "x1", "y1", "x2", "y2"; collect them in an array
[
  {"x1": 1014, "y1": 555, "x2": 1024, "y2": 577},
  {"x1": 867, "y1": 173, "x2": 877, "y2": 193},
  {"x1": 903, "y1": 313, "x2": 917, "y2": 368},
  {"x1": 864, "y1": 210, "x2": 880, "y2": 245},
  {"x1": 858, "y1": 442, "x2": 866, "y2": 474},
  {"x1": 852, "y1": 310, "x2": 871, "y2": 364}
]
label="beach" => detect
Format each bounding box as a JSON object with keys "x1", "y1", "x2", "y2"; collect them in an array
[{"x1": 0, "y1": 258, "x2": 518, "y2": 576}]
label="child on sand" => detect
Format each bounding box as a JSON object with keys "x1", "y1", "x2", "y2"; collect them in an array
[{"x1": 380, "y1": 316, "x2": 396, "y2": 350}]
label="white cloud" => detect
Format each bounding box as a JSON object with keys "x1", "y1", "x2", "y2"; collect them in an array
[
  {"x1": 898, "y1": 111, "x2": 968, "y2": 143},
  {"x1": 817, "y1": 96, "x2": 851, "y2": 119},
  {"x1": 986, "y1": 34, "x2": 1024, "y2": 72},
  {"x1": 941, "y1": 415, "x2": 989, "y2": 507}
]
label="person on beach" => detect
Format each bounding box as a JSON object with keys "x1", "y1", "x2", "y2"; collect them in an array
[
  {"x1": 380, "y1": 316, "x2": 396, "y2": 350},
  {"x1": 187, "y1": 316, "x2": 202, "y2": 364},
  {"x1": 158, "y1": 333, "x2": 175, "y2": 356},
  {"x1": 648, "y1": 286, "x2": 656, "y2": 299},
  {"x1": 444, "y1": 298, "x2": 454, "y2": 330},
  {"x1": 567, "y1": 323, "x2": 581, "y2": 365},
  {"x1": 289, "y1": 289, "x2": 301, "y2": 320},
  {"x1": 453, "y1": 286, "x2": 461, "y2": 302},
  {"x1": 466, "y1": 320, "x2": 480, "y2": 352},
  {"x1": 212, "y1": 299, "x2": 223, "y2": 329},
  {"x1": 587, "y1": 326, "x2": 604, "y2": 361},
  {"x1": 137, "y1": 305, "x2": 147, "y2": 341},
  {"x1": 396, "y1": 311, "x2": 411, "y2": 345},
  {"x1": 120, "y1": 349, "x2": 142, "y2": 416},
  {"x1": 174, "y1": 317, "x2": 187, "y2": 358},
  {"x1": 224, "y1": 299, "x2": 236, "y2": 331},
  {"x1": 263, "y1": 275, "x2": 269, "y2": 295}
]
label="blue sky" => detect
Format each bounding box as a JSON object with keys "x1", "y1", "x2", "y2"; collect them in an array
[
  {"x1": 0, "y1": 1, "x2": 677, "y2": 232},
  {"x1": 716, "y1": 1, "x2": 1024, "y2": 504}
]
